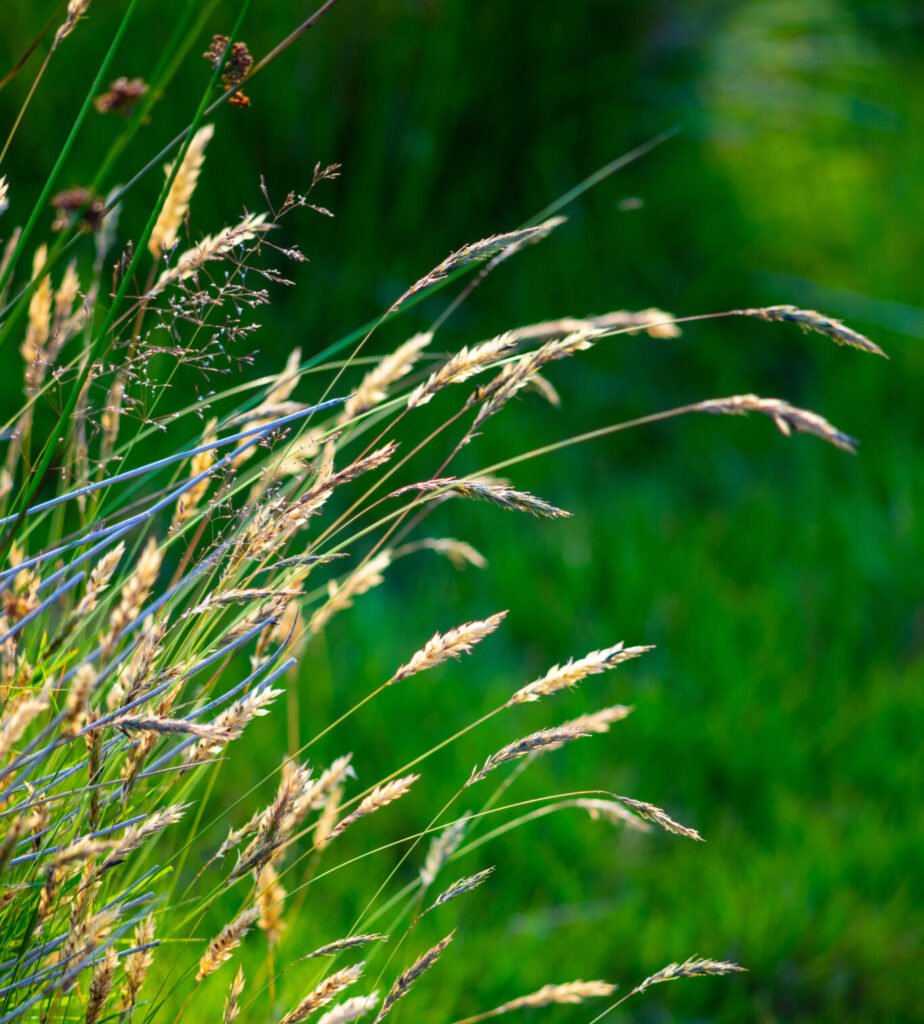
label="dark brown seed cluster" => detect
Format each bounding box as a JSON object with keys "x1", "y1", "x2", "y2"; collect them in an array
[{"x1": 204, "y1": 34, "x2": 254, "y2": 107}]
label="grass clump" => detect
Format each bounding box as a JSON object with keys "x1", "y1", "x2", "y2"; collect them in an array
[{"x1": 0, "y1": 4, "x2": 886, "y2": 1022}]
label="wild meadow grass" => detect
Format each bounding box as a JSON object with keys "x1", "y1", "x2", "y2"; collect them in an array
[{"x1": 0, "y1": 4, "x2": 889, "y2": 1022}]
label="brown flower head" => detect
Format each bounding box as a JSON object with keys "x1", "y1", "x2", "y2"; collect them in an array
[
  {"x1": 95, "y1": 77, "x2": 148, "y2": 116},
  {"x1": 51, "y1": 188, "x2": 105, "y2": 232}
]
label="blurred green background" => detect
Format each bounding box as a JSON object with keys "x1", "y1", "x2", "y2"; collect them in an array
[{"x1": 1, "y1": 1, "x2": 922, "y2": 1021}]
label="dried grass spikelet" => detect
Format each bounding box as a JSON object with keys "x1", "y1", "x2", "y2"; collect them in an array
[
  {"x1": 149, "y1": 123, "x2": 214, "y2": 256},
  {"x1": 103, "y1": 804, "x2": 186, "y2": 871},
  {"x1": 735, "y1": 305, "x2": 886, "y2": 357},
  {"x1": 426, "y1": 866, "x2": 494, "y2": 913},
  {"x1": 613, "y1": 796, "x2": 703, "y2": 841},
  {"x1": 560, "y1": 704, "x2": 634, "y2": 736},
  {"x1": 318, "y1": 993, "x2": 380, "y2": 1024},
  {"x1": 629, "y1": 957, "x2": 745, "y2": 997},
  {"x1": 375, "y1": 932, "x2": 454, "y2": 1023},
  {"x1": 573, "y1": 798, "x2": 651, "y2": 832},
  {"x1": 153, "y1": 212, "x2": 271, "y2": 294},
  {"x1": 504, "y1": 309, "x2": 681, "y2": 345},
  {"x1": 695, "y1": 394, "x2": 857, "y2": 452},
  {"x1": 0, "y1": 175, "x2": 7, "y2": 215},
  {"x1": 342, "y1": 332, "x2": 433, "y2": 421},
  {"x1": 174, "y1": 424, "x2": 217, "y2": 525},
  {"x1": 0, "y1": 688, "x2": 49, "y2": 760},
  {"x1": 391, "y1": 220, "x2": 564, "y2": 313},
  {"x1": 185, "y1": 683, "x2": 284, "y2": 764},
  {"x1": 22, "y1": 244, "x2": 52, "y2": 381},
  {"x1": 86, "y1": 946, "x2": 119, "y2": 1024},
  {"x1": 420, "y1": 816, "x2": 470, "y2": 888},
  {"x1": 76, "y1": 542, "x2": 125, "y2": 617},
  {"x1": 308, "y1": 550, "x2": 392, "y2": 635},
  {"x1": 328, "y1": 774, "x2": 419, "y2": 842},
  {"x1": 407, "y1": 334, "x2": 517, "y2": 408},
  {"x1": 224, "y1": 967, "x2": 245, "y2": 1024},
  {"x1": 466, "y1": 726, "x2": 589, "y2": 786},
  {"x1": 507, "y1": 642, "x2": 653, "y2": 706},
  {"x1": 197, "y1": 906, "x2": 260, "y2": 982},
  {"x1": 303, "y1": 934, "x2": 388, "y2": 959},
  {"x1": 63, "y1": 664, "x2": 96, "y2": 736},
  {"x1": 62, "y1": 908, "x2": 120, "y2": 989},
  {"x1": 314, "y1": 785, "x2": 343, "y2": 850},
  {"x1": 461, "y1": 980, "x2": 618, "y2": 1022},
  {"x1": 54, "y1": 0, "x2": 91, "y2": 47},
  {"x1": 106, "y1": 538, "x2": 162, "y2": 644},
  {"x1": 415, "y1": 538, "x2": 487, "y2": 570},
  {"x1": 390, "y1": 610, "x2": 507, "y2": 685},
  {"x1": 120, "y1": 913, "x2": 156, "y2": 1009},
  {"x1": 255, "y1": 864, "x2": 286, "y2": 945},
  {"x1": 281, "y1": 964, "x2": 366, "y2": 1024},
  {"x1": 394, "y1": 477, "x2": 570, "y2": 519}
]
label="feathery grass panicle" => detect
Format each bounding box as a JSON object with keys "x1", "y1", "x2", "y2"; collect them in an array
[
  {"x1": 407, "y1": 335, "x2": 518, "y2": 408},
  {"x1": 427, "y1": 866, "x2": 495, "y2": 913},
  {"x1": 454, "y1": 980, "x2": 618, "y2": 1024},
  {"x1": 232, "y1": 761, "x2": 312, "y2": 877},
  {"x1": 375, "y1": 932, "x2": 455, "y2": 1023},
  {"x1": 696, "y1": 394, "x2": 857, "y2": 452},
  {"x1": 149, "y1": 123, "x2": 215, "y2": 255},
  {"x1": 467, "y1": 330, "x2": 596, "y2": 433},
  {"x1": 420, "y1": 816, "x2": 470, "y2": 888},
  {"x1": 735, "y1": 305, "x2": 886, "y2": 358},
  {"x1": 197, "y1": 906, "x2": 260, "y2": 982},
  {"x1": 507, "y1": 642, "x2": 653, "y2": 706},
  {"x1": 394, "y1": 477, "x2": 570, "y2": 519},
  {"x1": 630, "y1": 957, "x2": 746, "y2": 997},
  {"x1": 318, "y1": 994, "x2": 380, "y2": 1024},
  {"x1": 120, "y1": 913, "x2": 156, "y2": 1009},
  {"x1": 390, "y1": 611, "x2": 507, "y2": 684},
  {"x1": 343, "y1": 332, "x2": 433, "y2": 420},
  {"x1": 303, "y1": 934, "x2": 389, "y2": 959},
  {"x1": 328, "y1": 774, "x2": 419, "y2": 841},
  {"x1": 467, "y1": 726, "x2": 589, "y2": 786},
  {"x1": 281, "y1": 964, "x2": 366, "y2": 1024},
  {"x1": 107, "y1": 538, "x2": 162, "y2": 645},
  {"x1": 76, "y1": 542, "x2": 125, "y2": 616},
  {"x1": 392, "y1": 221, "x2": 563, "y2": 313},
  {"x1": 224, "y1": 967, "x2": 245, "y2": 1024},
  {"x1": 614, "y1": 796, "x2": 703, "y2": 841}
]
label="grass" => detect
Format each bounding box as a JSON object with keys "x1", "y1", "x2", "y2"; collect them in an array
[{"x1": 0, "y1": 3, "x2": 920, "y2": 1024}]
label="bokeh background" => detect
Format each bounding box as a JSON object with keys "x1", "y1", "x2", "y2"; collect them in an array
[{"x1": 2, "y1": 1, "x2": 922, "y2": 1021}]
